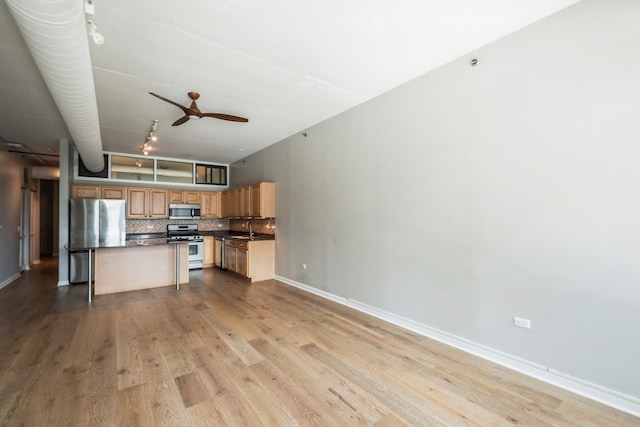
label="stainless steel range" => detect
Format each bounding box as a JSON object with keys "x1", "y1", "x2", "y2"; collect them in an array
[{"x1": 167, "y1": 224, "x2": 203, "y2": 269}]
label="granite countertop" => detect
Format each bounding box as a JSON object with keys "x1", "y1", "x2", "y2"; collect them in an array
[
  {"x1": 126, "y1": 232, "x2": 167, "y2": 240},
  {"x1": 199, "y1": 231, "x2": 275, "y2": 241},
  {"x1": 67, "y1": 238, "x2": 187, "y2": 250},
  {"x1": 68, "y1": 231, "x2": 274, "y2": 250}
]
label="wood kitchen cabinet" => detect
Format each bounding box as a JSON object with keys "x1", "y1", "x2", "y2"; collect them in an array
[
  {"x1": 239, "y1": 187, "x2": 251, "y2": 217},
  {"x1": 72, "y1": 185, "x2": 100, "y2": 199},
  {"x1": 224, "y1": 240, "x2": 237, "y2": 272},
  {"x1": 225, "y1": 188, "x2": 239, "y2": 217},
  {"x1": 203, "y1": 236, "x2": 214, "y2": 268},
  {"x1": 224, "y1": 239, "x2": 274, "y2": 282},
  {"x1": 72, "y1": 185, "x2": 126, "y2": 200},
  {"x1": 201, "y1": 192, "x2": 221, "y2": 218},
  {"x1": 249, "y1": 182, "x2": 275, "y2": 218},
  {"x1": 100, "y1": 186, "x2": 125, "y2": 200},
  {"x1": 220, "y1": 191, "x2": 229, "y2": 218},
  {"x1": 126, "y1": 187, "x2": 168, "y2": 218},
  {"x1": 170, "y1": 190, "x2": 201, "y2": 204},
  {"x1": 214, "y1": 237, "x2": 222, "y2": 267},
  {"x1": 236, "y1": 244, "x2": 248, "y2": 276},
  {"x1": 220, "y1": 182, "x2": 275, "y2": 218}
]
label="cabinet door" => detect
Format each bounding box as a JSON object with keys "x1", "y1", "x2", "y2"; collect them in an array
[
  {"x1": 239, "y1": 187, "x2": 250, "y2": 217},
  {"x1": 220, "y1": 191, "x2": 229, "y2": 218},
  {"x1": 227, "y1": 189, "x2": 239, "y2": 217},
  {"x1": 101, "y1": 186, "x2": 125, "y2": 200},
  {"x1": 72, "y1": 185, "x2": 100, "y2": 199},
  {"x1": 214, "y1": 239, "x2": 222, "y2": 267},
  {"x1": 201, "y1": 192, "x2": 221, "y2": 218},
  {"x1": 236, "y1": 248, "x2": 248, "y2": 277},
  {"x1": 149, "y1": 189, "x2": 168, "y2": 218},
  {"x1": 183, "y1": 191, "x2": 200, "y2": 204},
  {"x1": 249, "y1": 184, "x2": 261, "y2": 217},
  {"x1": 126, "y1": 188, "x2": 148, "y2": 218},
  {"x1": 249, "y1": 182, "x2": 276, "y2": 218},
  {"x1": 203, "y1": 236, "x2": 214, "y2": 267},
  {"x1": 224, "y1": 244, "x2": 237, "y2": 272},
  {"x1": 169, "y1": 190, "x2": 184, "y2": 203}
]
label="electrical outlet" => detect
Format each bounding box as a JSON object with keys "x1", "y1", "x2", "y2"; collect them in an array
[
  {"x1": 513, "y1": 316, "x2": 531, "y2": 329},
  {"x1": 217, "y1": 223, "x2": 223, "y2": 227},
  {"x1": 301, "y1": 263, "x2": 307, "y2": 270}
]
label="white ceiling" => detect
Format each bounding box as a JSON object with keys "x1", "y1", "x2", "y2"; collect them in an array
[{"x1": 0, "y1": 0, "x2": 581, "y2": 167}]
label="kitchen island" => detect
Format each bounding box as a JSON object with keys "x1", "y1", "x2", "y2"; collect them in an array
[{"x1": 67, "y1": 238, "x2": 189, "y2": 302}]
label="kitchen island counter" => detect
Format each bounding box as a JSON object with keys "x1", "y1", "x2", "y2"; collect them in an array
[{"x1": 66, "y1": 239, "x2": 189, "y2": 301}]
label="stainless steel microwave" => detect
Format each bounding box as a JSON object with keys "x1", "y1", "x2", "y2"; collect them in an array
[{"x1": 168, "y1": 204, "x2": 201, "y2": 219}]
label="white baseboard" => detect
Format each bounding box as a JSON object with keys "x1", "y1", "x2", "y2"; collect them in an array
[
  {"x1": 0, "y1": 273, "x2": 21, "y2": 290},
  {"x1": 275, "y1": 275, "x2": 640, "y2": 418}
]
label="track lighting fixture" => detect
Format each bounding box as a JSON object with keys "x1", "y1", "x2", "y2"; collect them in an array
[
  {"x1": 85, "y1": 1, "x2": 104, "y2": 45},
  {"x1": 140, "y1": 120, "x2": 158, "y2": 155}
]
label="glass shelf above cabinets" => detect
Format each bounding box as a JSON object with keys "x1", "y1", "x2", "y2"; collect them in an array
[
  {"x1": 196, "y1": 163, "x2": 227, "y2": 185},
  {"x1": 111, "y1": 155, "x2": 154, "y2": 182},
  {"x1": 157, "y1": 160, "x2": 193, "y2": 184},
  {"x1": 75, "y1": 151, "x2": 228, "y2": 187}
]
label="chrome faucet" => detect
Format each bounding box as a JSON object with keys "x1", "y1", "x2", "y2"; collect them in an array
[{"x1": 247, "y1": 221, "x2": 254, "y2": 237}]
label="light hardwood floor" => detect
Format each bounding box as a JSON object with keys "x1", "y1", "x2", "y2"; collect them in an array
[{"x1": 0, "y1": 257, "x2": 638, "y2": 426}]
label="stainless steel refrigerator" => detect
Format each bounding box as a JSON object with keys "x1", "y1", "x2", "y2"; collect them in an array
[{"x1": 69, "y1": 198, "x2": 126, "y2": 283}]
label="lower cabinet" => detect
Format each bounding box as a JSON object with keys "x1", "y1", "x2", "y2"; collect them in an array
[
  {"x1": 224, "y1": 239, "x2": 274, "y2": 282},
  {"x1": 236, "y1": 245, "x2": 248, "y2": 277},
  {"x1": 203, "y1": 236, "x2": 214, "y2": 268},
  {"x1": 214, "y1": 237, "x2": 223, "y2": 267}
]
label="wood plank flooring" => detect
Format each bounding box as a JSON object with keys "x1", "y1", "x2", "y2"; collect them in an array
[{"x1": 1, "y1": 257, "x2": 638, "y2": 426}]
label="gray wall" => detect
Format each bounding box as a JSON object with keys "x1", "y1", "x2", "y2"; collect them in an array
[
  {"x1": 57, "y1": 140, "x2": 71, "y2": 285},
  {"x1": 0, "y1": 151, "x2": 24, "y2": 286},
  {"x1": 232, "y1": 0, "x2": 640, "y2": 401}
]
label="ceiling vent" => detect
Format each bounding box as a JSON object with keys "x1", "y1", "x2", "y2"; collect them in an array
[{"x1": 5, "y1": 0, "x2": 104, "y2": 172}]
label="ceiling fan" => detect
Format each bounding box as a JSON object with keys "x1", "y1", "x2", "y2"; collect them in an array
[{"x1": 149, "y1": 92, "x2": 249, "y2": 126}]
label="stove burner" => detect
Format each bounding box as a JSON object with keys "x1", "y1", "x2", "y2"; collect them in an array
[
  {"x1": 167, "y1": 223, "x2": 202, "y2": 242},
  {"x1": 168, "y1": 235, "x2": 203, "y2": 242}
]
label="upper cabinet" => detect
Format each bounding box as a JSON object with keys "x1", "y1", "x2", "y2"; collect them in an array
[
  {"x1": 71, "y1": 185, "x2": 125, "y2": 200},
  {"x1": 222, "y1": 188, "x2": 239, "y2": 218},
  {"x1": 72, "y1": 185, "x2": 100, "y2": 199},
  {"x1": 249, "y1": 182, "x2": 275, "y2": 218},
  {"x1": 201, "y1": 192, "x2": 221, "y2": 218},
  {"x1": 126, "y1": 187, "x2": 168, "y2": 218},
  {"x1": 101, "y1": 187, "x2": 126, "y2": 200},
  {"x1": 221, "y1": 182, "x2": 275, "y2": 218},
  {"x1": 170, "y1": 190, "x2": 201, "y2": 204}
]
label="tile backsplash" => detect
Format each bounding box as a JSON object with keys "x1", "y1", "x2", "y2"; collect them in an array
[
  {"x1": 126, "y1": 218, "x2": 276, "y2": 235},
  {"x1": 229, "y1": 218, "x2": 276, "y2": 235},
  {"x1": 127, "y1": 218, "x2": 229, "y2": 234}
]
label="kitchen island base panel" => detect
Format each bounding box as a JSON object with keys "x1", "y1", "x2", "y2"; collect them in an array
[{"x1": 94, "y1": 244, "x2": 189, "y2": 295}]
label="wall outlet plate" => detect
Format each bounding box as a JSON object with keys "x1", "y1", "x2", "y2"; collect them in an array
[{"x1": 514, "y1": 316, "x2": 531, "y2": 329}]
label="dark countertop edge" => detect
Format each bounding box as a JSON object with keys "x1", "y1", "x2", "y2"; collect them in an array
[
  {"x1": 199, "y1": 231, "x2": 275, "y2": 240},
  {"x1": 126, "y1": 232, "x2": 167, "y2": 240},
  {"x1": 66, "y1": 238, "x2": 189, "y2": 250}
]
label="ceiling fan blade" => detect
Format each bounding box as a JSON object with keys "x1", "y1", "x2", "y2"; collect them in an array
[
  {"x1": 201, "y1": 113, "x2": 249, "y2": 123},
  {"x1": 149, "y1": 92, "x2": 189, "y2": 114},
  {"x1": 171, "y1": 115, "x2": 191, "y2": 126}
]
